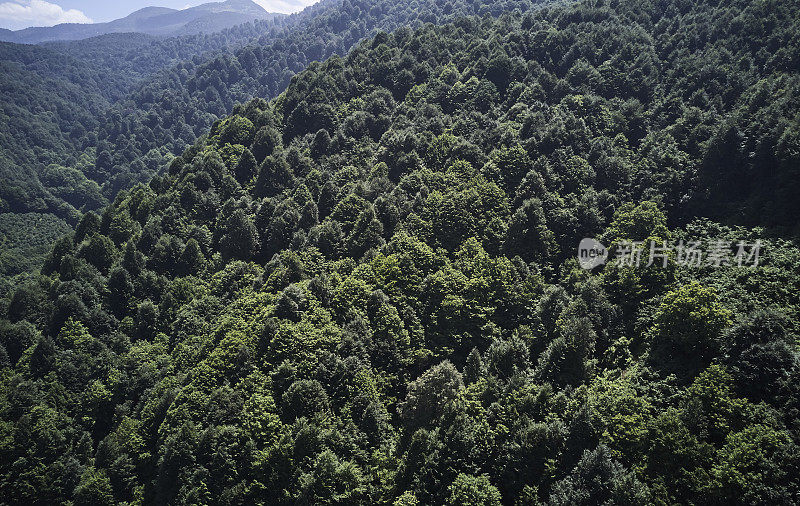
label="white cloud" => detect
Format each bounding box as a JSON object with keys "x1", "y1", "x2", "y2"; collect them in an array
[
  {"x1": 0, "y1": 0, "x2": 91, "y2": 30},
  {"x1": 253, "y1": 0, "x2": 318, "y2": 15}
]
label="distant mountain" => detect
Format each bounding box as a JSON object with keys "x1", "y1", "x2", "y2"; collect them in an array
[{"x1": 0, "y1": 0, "x2": 283, "y2": 44}]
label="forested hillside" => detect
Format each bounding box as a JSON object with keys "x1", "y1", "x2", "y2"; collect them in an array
[
  {"x1": 0, "y1": 0, "x2": 553, "y2": 288},
  {"x1": 89, "y1": 0, "x2": 555, "y2": 202},
  {"x1": 0, "y1": 18, "x2": 291, "y2": 285},
  {"x1": 1, "y1": 0, "x2": 798, "y2": 503},
  {"x1": 0, "y1": 14, "x2": 294, "y2": 208}
]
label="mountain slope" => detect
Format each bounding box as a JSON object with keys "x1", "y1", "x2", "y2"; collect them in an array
[
  {"x1": 92, "y1": 0, "x2": 558, "y2": 198},
  {"x1": 0, "y1": 0, "x2": 556, "y2": 286},
  {"x1": 0, "y1": 16, "x2": 290, "y2": 217},
  {"x1": 0, "y1": 17, "x2": 292, "y2": 286},
  {"x1": 0, "y1": 42, "x2": 116, "y2": 221},
  {"x1": 0, "y1": 0, "x2": 282, "y2": 43},
  {"x1": 0, "y1": 0, "x2": 798, "y2": 503}
]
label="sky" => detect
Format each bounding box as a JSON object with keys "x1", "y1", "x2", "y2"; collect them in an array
[{"x1": 0, "y1": 0, "x2": 318, "y2": 29}]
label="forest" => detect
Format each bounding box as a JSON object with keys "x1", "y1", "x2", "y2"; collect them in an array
[
  {"x1": 0, "y1": 16, "x2": 293, "y2": 287},
  {"x1": 1, "y1": 0, "x2": 800, "y2": 504},
  {"x1": 0, "y1": 0, "x2": 551, "y2": 290}
]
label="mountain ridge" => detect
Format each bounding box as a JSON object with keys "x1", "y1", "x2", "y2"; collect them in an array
[{"x1": 0, "y1": 0, "x2": 283, "y2": 44}]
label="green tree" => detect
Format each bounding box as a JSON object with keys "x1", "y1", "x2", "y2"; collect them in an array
[
  {"x1": 446, "y1": 474, "x2": 502, "y2": 506},
  {"x1": 107, "y1": 267, "x2": 134, "y2": 317},
  {"x1": 220, "y1": 209, "x2": 259, "y2": 261},
  {"x1": 399, "y1": 361, "x2": 463, "y2": 429},
  {"x1": 256, "y1": 153, "x2": 295, "y2": 197},
  {"x1": 79, "y1": 233, "x2": 117, "y2": 272},
  {"x1": 179, "y1": 238, "x2": 205, "y2": 275},
  {"x1": 710, "y1": 424, "x2": 800, "y2": 504},
  {"x1": 234, "y1": 148, "x2": 258, "y2": 184},
  {"x1": 252, "y1": 126, "x2": 282, "y2": 162},
  {"x1": 651, "y1": 282, "x2": 732, "y2": 363},
  {"x1": 297, "y1": 450, "x2": 365, "y2": 504},
  {"x1": 504, "y1": 198, "x2": 557, "y2": 262},
  {"x1": 218, "y1": 115, "x2": 255, "y2": 146},
  {"x1": 74, "y1": 468, "x2": 115, "y2": 506},
  {"x1": 282, "y1": 379, "x2": 330, "y2": 420},
  {"x1": 549, "y1": 445, "x2": 651, "y2": 506}
]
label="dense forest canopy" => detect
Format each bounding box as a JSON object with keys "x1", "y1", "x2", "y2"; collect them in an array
[
  {"x1": 0, "y1": 16, "x2": 299, "y2": 287},
  {"x1": 0, "y1": 15, "x2": 289, "y2": 198},
  {"x1": 0, "y1": 0, "x2": 555, "y2": 289},
  {"x1": 85, "y1": 0, "x2": 555, "y2": 200},
  {"x1": 1, "y1": 0, "x2": 800, "y2": 504}
]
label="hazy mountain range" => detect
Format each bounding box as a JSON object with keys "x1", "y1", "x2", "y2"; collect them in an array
[{"x1": 0, "y1": 0, "x2": 283, "y2": 44}]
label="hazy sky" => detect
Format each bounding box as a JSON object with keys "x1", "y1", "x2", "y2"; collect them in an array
[{"x1": 0, "y1": 0, "x2": 318, "y2": 29}]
